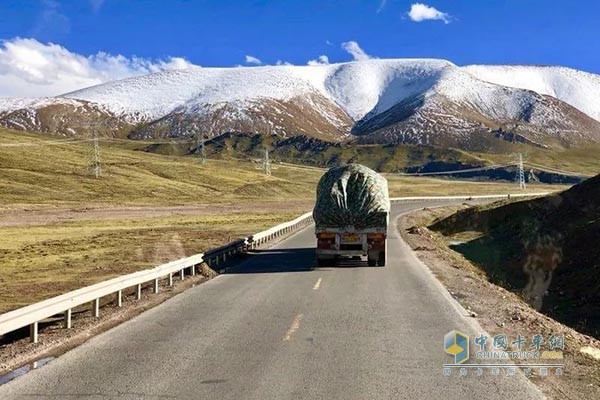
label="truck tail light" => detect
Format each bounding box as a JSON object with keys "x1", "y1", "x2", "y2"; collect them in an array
[
  {"x1": 317, "y1": 233, "x2": 336, "y2": 249},
  {"x1": 367, "y1": 233, "x2": 386, "y2": 249},
  {"x1": 317, "y1": 239, "x2": 336, "y2": 249},
  {"x1": 317, "y1": 233, "x2": 336, "y2": 239}
]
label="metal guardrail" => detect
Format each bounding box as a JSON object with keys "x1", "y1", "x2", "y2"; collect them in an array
[
  {"x1": 389, "y1": 192, "x2": 550, "y2": 203},
  {"x1": 0, "y1": 193, "x2": 549, "y2": 343},
  {"x1": 0, "y1": 211, "x2": 313, "y2": 343}
]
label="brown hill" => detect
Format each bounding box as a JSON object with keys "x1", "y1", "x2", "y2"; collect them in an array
[{"x1": 431, "y1": 174, "x2": 600, "y2": 337}]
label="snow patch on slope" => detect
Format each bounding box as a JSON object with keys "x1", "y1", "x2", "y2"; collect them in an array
[
  {"x1": 63, "y1": 65, "x2": 329, "y2": 121},
  {"x1": 464, "y1": 65, "x2": 600, "y2": 121},
  {"x1": 433, "y1": 67, "x2": 544, "y2": 121},
  {"x1": 61, "y1": 59, "x2": 455, "y2": 122},
  {"x1": 323, "y1": 59, "x2": 452, "y2": 120},
  {"x1": 0, "y1": 97, "x2": 86, "y2": 113}
]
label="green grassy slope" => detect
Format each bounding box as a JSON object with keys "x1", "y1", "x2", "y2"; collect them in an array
[
  {"x1": 0, "y1": 129, "x2": 323, "y2": 206},
  {"x1": 1, "y1": 129, "x2": 564, "y2": 207},
  {"x1": 146, "y1": 132, "x2": 600, "y2": 178},
  {"x1": 159, "y1": 132, "x2": 491, "y2": 172}
]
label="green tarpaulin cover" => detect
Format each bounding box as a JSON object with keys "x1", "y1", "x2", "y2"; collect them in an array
[{"x1": 313, "y1": 164, "x2": 390, "y2": 230}]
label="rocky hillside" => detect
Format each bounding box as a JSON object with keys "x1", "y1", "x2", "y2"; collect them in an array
[
  {"x1": 354, "y1": 68, "x2": 600, "y2": 150},
  {"x1": 430, "y1": 175, "x2": 600, "y2": 338},
  {"x1": 174, "y1": 131, "x2": 485, "y2": 171},
  {"x1": 0, "y1": 98, "x2": 133, "y2": 137},
  {"x1": 2, "y1": 59, "x2": 600, "y2": 150},
  {"x1": 129, "y1": 93, "x2": 353, "y2": 141}
]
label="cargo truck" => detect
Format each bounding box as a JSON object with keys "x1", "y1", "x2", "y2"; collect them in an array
[{"x1": 313, "y1": 164, "x2": 390, "y2": 267}]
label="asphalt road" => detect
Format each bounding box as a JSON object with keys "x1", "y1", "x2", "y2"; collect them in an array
[{"x1": 0, "y1": 201, "x2": 544, "y2": 400}]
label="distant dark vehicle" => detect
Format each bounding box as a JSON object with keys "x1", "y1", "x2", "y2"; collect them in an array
[{"x1": 313, "y1": 164, "x2": 390, "y2": 267}]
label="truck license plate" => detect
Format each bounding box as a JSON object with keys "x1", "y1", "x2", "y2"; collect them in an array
[{"x1": 342, "y1": 234, "x2": 360, "y2": 242}]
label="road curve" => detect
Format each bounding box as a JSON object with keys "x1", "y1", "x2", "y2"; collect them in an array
[{"x1": 0, "y1": 201, "x2": 543, "y2": 400}]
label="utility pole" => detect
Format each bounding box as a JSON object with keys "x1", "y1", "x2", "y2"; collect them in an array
[
  {"x1": 197, "y1": 134, "x2": 206, "y2": 165},
  {"x1": 261, "y1": 147, "x2": 271, "y2": 176},
  {"x1": 255, "y1": 147, "x2": 275, "y2": 176},
  {"x1": 86, "y1": 127, "x2": 101, "y2": 178},
  {"x1": 93, "y1": 135, "x2": 101, "y2": 178},
  {"x1": 517, "y1": 153, "x2": 526, "y2": 189}
]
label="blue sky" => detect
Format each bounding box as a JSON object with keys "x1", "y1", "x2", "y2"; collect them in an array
[{"x1": 1, "y1": 0, "x2": 600, "y2": 97}]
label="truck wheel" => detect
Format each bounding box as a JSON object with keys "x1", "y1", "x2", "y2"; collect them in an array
[
  {"x1": 367, "y1": 258, "x2": 377, "y2": 267},
  {"x1": 378, "y1": 252, "x2": 386, "y2": 267}
]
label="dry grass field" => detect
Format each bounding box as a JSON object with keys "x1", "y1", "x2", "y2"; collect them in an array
[{"x1": 0, "y1": 128, "x2": 569, "y2": 312}]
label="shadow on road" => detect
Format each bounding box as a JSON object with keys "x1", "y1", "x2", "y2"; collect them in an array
[
  {"x1": 226, "y1": 247, "x2": 372, "y2": 274},
  {"x1": 226, "y1": 248, "x2": 316, "y2": 274},
  {"x1": 333, "y1": 259, "x2": 371, "y2": 268}
]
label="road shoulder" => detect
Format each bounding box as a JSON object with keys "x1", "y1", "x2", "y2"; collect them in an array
[
  {"x1": 398, "y1": 205, "x2": 600, "y2": 400},
  {"x1": 0, "y1": 265, "x2": 218, "y2": 379}
]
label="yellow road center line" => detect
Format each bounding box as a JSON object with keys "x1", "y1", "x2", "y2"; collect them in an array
[
  {"x1": 283, "y1": 313, "x2": 303, "y2": 341},
  {"x1": 313, "y1": 277, "x2": 322, "y2": 290}
]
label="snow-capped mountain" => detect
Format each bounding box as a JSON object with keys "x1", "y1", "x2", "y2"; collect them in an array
[
  {"x1": 1, "y1": 59, "x2": 600, "y2": 150},
  {"x1": 464, "y1": 65, "x2": 600, "y2": 121},
  {"x1": 60, "y1": 59, "x2": 453, "y2": 121}
]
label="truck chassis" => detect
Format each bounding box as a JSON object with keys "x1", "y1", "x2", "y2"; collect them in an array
[{"x1": 315, "y1": 228, "x2": 387, "y2": 267}]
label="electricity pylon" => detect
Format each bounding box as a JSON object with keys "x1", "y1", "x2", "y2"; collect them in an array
[
  {"x1": 261, "y1": 148, "x2": 271, "y2": 176},
  {"x1": 255, "y1": 147, "x2": 277, "y2": 176},
  {"x1": 197, "y1": 134, "x2": 206, "y2": 164},
  {"x1": 528, "y1": 168, "x2": 540, "y2": 183},
  {"x1": 86, "y1": 129, "x2": 101, "y2": 178},
  {"x1": 515, "y1": 153, "x2": 526, "y2": 189}
]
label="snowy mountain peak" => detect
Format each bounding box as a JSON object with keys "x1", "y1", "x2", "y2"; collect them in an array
[
  {"x1": 464, "y1": 65, "x2": 600, "y2": 121},
  {"x1": 61, "y1": 58, "x2": 457, "y2": 122},
  {"x1": 2, "y1": 58, "x2": 600, "y2": 151},
  {"x1": 58, "y1": 58, "x2": 600, "y2": 126}
]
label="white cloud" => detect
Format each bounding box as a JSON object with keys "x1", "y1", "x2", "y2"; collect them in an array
[
  {"x1": 341, "y1": 41, "x2": 371, "y2": 61},
  {"x1": 244, "y1": 55, "x2": 262, "y2": 65},
  {"x1": 276, "y1": 60, "x2": 293, "y2": 66},
  {"x1": 0, "y1": 38, "x2": 194, "y2": 97},
  {"x1": 408, "y1": 3, "x2": 451, "y2": 23},
  {"x1": 307, "y1": 55, "x2": 329, "y2": 66},
  {"x1": 377, "y1": 0, "x2": 387, "y2": 13}
]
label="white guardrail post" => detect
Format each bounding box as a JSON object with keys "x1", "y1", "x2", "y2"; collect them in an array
[
  {"x1": 0, "y1": 193, "x2": 548, "y2": 343},
  {"x1": 0, "y1": 212, "x2": 313, "y2": 343}
]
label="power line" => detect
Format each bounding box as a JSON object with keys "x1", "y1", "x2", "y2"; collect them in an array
[
  {"x1": 524, "y1": 161, "x2": 592, "y2": 177},
  {"x1": 0, "y1": 138, "x2": 94, "y2": 147},
  {"x1": 0, "y1": 137, "x2": 202, "y2": 148},
  {"x1": 2, "y1": 134, "x2": 595, "y2": 180},
  {"x1": 393, "y1": 163, "x2": 515, "y2": 176}
]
